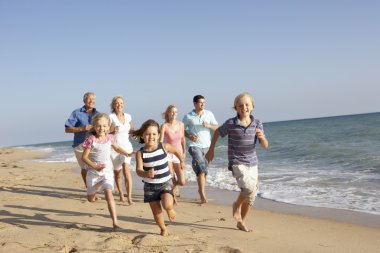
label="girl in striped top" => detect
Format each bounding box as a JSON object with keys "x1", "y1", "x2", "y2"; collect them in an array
[{"x1": 131, "y1": 119, "x2": 185, "y2": 236}]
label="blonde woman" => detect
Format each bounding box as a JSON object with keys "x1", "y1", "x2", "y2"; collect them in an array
[
  {"x1": 160, "y1": 105, "x2": 186, "y2": 202},
  {"x1": 109, "y1": 96, "x2": 135, "y2": 204}
]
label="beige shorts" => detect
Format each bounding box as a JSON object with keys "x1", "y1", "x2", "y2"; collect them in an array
[
  {"x1": 231, "y1": 164, "x2": 259, "y2": 206},
  {"x1": 74, "y1": 145, "x2": 86, "y2": 169}
]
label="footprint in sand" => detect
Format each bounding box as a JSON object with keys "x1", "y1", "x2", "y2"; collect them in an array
[
  {"x1": 218, "y1": 246, "x2": 242, "y2": 253},
  {"x1": 132, "y1": 234, "x2": 179, "y2": 247},
  {"x1": 101, "y1": 235, "x2": 132, "y2": 250}
]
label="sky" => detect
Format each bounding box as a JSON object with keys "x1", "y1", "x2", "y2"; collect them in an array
[{"x1": 1, "y1": 0, "x2": 379, "y2": 147}]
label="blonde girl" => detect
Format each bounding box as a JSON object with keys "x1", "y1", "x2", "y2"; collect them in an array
[{"x1": 82, "y1": 113, "x2": 133, "y2": 229}]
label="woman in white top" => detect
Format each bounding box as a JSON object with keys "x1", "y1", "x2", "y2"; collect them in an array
[{"x1": 109, "y1": 96, "x2": 135, "y2": 204}]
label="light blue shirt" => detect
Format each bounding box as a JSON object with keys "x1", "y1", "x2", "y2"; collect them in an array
[{"x1": 183, "y1": 109, "x2": 218, "y2": 148}]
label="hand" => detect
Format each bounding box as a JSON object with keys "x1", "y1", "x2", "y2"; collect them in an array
[
  {"x1": 146, "y1": 168, "x2": 155, "y2": 178},
  {"x1": 205, "y1": 151, "x2": 214, "y2": 163},
  {"x1": 95, "y1": 163, "x2": 106, "y2": 171},
  {"x1": 256, "y1": 129, "x2": 265, "y2": 140},
  {"x1": 202, "y1": 121, "x2": 209, "y2": 128},
  {"x1": 114, "y1": 126, "x2": 120, "y2": 133},
  {"x1": 189, "y1": 134, "x2": 198, "y2": 142}
]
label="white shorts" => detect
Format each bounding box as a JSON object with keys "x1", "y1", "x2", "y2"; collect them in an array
[
  {"x1": 231, "y1": 164, "x2": 259, "y2": 206},
  {"x1": 112, "y1": 153, "x2": 132, "y2": 171},
  {"x1": 167, "y1": 152, "x2": 180, "y2": 164},
  {"x1": 86, "y1": 173, "x2": 114, "y2": 195},
  {"x1": 74, "y1": 145, "x2": 86, "y2": 169}
]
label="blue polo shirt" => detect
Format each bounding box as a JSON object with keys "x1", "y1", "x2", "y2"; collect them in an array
[
  {"x1": 217, "y1": 115, "x2": 264, "y2": 167},
  {"x1": 183, "y1": 109, "x2": 218, "y2": 149},
  {"x1": 65, "y1": 106, "x2": 100, "y2": 147}
]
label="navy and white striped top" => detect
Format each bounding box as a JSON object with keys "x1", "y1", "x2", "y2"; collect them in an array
[
  {"x1": 217, "y1": 115, "x2": 264, "y2": 168},
  {"x1": 140, "y1": 143, "x2": 172, "y2": 184}
]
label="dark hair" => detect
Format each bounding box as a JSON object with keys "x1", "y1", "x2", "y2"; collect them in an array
[
  {"x1": 130, "y1": 119, "x2": 160, "y2": 144},
  {"x1": 193, "y1": 95, "x2": 204, "y2": 103}
]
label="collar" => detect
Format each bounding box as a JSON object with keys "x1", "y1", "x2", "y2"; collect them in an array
[{"x1": 233, "y1": 115, "x2": 254, "y2": 127}]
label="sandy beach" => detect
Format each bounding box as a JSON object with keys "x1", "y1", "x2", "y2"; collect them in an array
[{"x1": 1, "y1": 147, "x2": 379, "y2": 253}]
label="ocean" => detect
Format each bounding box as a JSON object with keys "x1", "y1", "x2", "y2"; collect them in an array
[{"x1": 20, "y1": 112, "x2": 380, "y2": 215}]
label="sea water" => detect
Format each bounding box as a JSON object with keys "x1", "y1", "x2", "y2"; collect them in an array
[{"x1": 21, "y1": 112, "x2": 380, "y2": 215}]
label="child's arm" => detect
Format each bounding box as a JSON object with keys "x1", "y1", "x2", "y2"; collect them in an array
[
  {"x1": 205, "y1": 130, "x2": 220, "y2": 163},
  {"x1": 135, "y1": 150, "x2": 155, "y2": 178},
  {"x1": 112, "y1": 143, "x2": 134, "y2": 157},
  {"x1": 256, "y1": 129, "x2": 269, "y2": 149},
  {"x1": 82, "y1": 148, "x2": 106, "y2": 171},
  {"x1": 163, "y1": 143, "x2": 185, "y2": 170}
]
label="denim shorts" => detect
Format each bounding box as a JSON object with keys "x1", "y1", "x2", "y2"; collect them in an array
[
  {"x1": 143, "y1": 181, "x2": 173, "y2": 203},
  {"x1": 188, "y1": 146, "x2": 208, "y2": 176}
]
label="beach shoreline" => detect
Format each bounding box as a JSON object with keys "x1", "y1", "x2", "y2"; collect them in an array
[{"x1": 1, "y1": 147, "x2": 380, "y2": 253}]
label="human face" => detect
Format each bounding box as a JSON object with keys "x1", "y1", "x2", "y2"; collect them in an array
[
  {"x1": 84, "y1": 94, "x2": 96, "y2": 110},
  {"x1": 142, "y1": 126, "x2": 159, "y2": 147},
  {"x1": 168, "y1": 107, "x2": 178, "y2": 121},
  {"x1": 113, "y1": 98, "x2": 124, "y2": 113},
  {"x1": 236, "y1": 95, "x2": 253, "y2": 118},
  {"x1": 94, "y1": 117, "x2": 110, "y2": 137},
  {"x1": 194, "y1": 99, "x2": 205, "y2": 112}
]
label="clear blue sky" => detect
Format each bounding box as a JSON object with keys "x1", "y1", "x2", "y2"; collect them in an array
[{"x1": 1, "y1": 0, "x2": 379, "y2": 146}]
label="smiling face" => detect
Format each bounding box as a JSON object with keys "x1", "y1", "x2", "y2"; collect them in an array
[
  {"x1": 235, "y1": 95, "x2": 253, "y2": 118},
  {"x1": 168, "y1": 107, "x2": 178, "y2": 121},
  {"x1": 84, "y1": 93, "x2": 96, "y2": 110},
  {"x1": 93, "y1": 116, "x2": 110, "y2": 137},
  {"x1": 142, "y1": 125, "x2": 160, "y2": 148},
  {"x1": 113, "y1": 97, "x2": 124, "y2": 113}
]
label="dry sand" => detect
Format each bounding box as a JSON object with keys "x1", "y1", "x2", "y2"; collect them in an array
[{"x1": 1, "y1": 147, "x2": 379, "y2": 253}]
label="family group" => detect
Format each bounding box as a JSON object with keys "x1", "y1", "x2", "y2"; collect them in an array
[{"x1": 64, "y1": 91, "x2": 268, "y2": 235}]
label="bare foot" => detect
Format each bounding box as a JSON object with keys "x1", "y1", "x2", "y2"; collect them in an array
[
  {"x1": 237, "y1": 221, "x2": 252, "y2": 232},
  {"x1": 160, "y1": 229, "x2": 168, "y2": 236},
  {"x1": 119, "y1": 194, "x2": 125, "y2": 202},
  {"x1": 199, "y1": 198, "x2": 208, "y2": 204},
  {"x1": 232, "y1": 202, "x2": 242, "y2": 222},
  {"x1": 127, "y1": 197, "x2": 134, "y2": 205},
  {"x1": 167, "y1": 209, "x2": 176, "y2": 221},
  {"x1": 113, "y1": 224, "x2": 122, "y2": 231},
  {"x1": 94, "y1": 195, "x2": 101, "y2": 201}
]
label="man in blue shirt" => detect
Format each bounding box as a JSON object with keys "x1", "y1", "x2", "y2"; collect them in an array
[
  {"x1": 65, "y1": 92, "x2": 99, "y2": 188},
  {"x1": 183, "y1": 95, "x2": 218, "y2": 204}
]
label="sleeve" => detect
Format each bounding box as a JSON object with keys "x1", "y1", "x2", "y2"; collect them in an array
[
  {"x1": 108, "y1": 134, "x2": 116, "y2": 145},
  {"x1": 65, "y1": 111, "x2": 78, "y2": 127},
  {"x1": 256, "y1": 119, "x2": 264, "y2": 133},
  {"x1": 125, "y1": 113, "x2": 132, "y2": 123},
  {"x1": 82, "y1": 136, "x2": 94, "y2": 149},
  {"x1": 209, "y1": 111, "x2": 218, "y2": 125},
  {"x1": 217, "y1": 119, "x2": 229, "y2": 138}
]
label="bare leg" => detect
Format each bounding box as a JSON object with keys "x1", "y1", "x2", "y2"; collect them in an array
[
  {"x1": 149, "y1": 201, "x2": 167, "y2": 236},
  {"x1": 172, "y1": 162, "x2": 185, "y2": 203},
  {"x1": 122, "y1": 163, "x2": 133, "y2": 204},
  {"x1": 104, "y1": 189, "x2": 121, "y2": 229},
  {"x1": 114, "y1": 170, "x2": 125, "y2": 202},
  {"x1": 234, "y1": 193, "x2": 252, "y2": 232},
  {"x1": 161, "y1": 192, "x2": 176, "y2": 221},
  {"x1": 81, "y1": 168, "x2": 87, "y2": 187},
  {"x1": 197, "y1": 173, "x2": 208, "y2": 204}
]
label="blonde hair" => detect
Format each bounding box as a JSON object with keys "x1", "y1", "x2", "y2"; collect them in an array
[
  {"x1": 92, "y1": 113, "x2": 111, "y2": 126},
  {"x1": 162, "y1": 105, "x2": 177, "y2": 122},
  {"x1": 83, "y1": 91, "x2": 95, "y2": 102},
  {"x1": 110, "y1": 96, "x2": 124, "y2": 113},
  {"x1": 233, "y1": 92, "x2": 255, "y2": 110}
]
